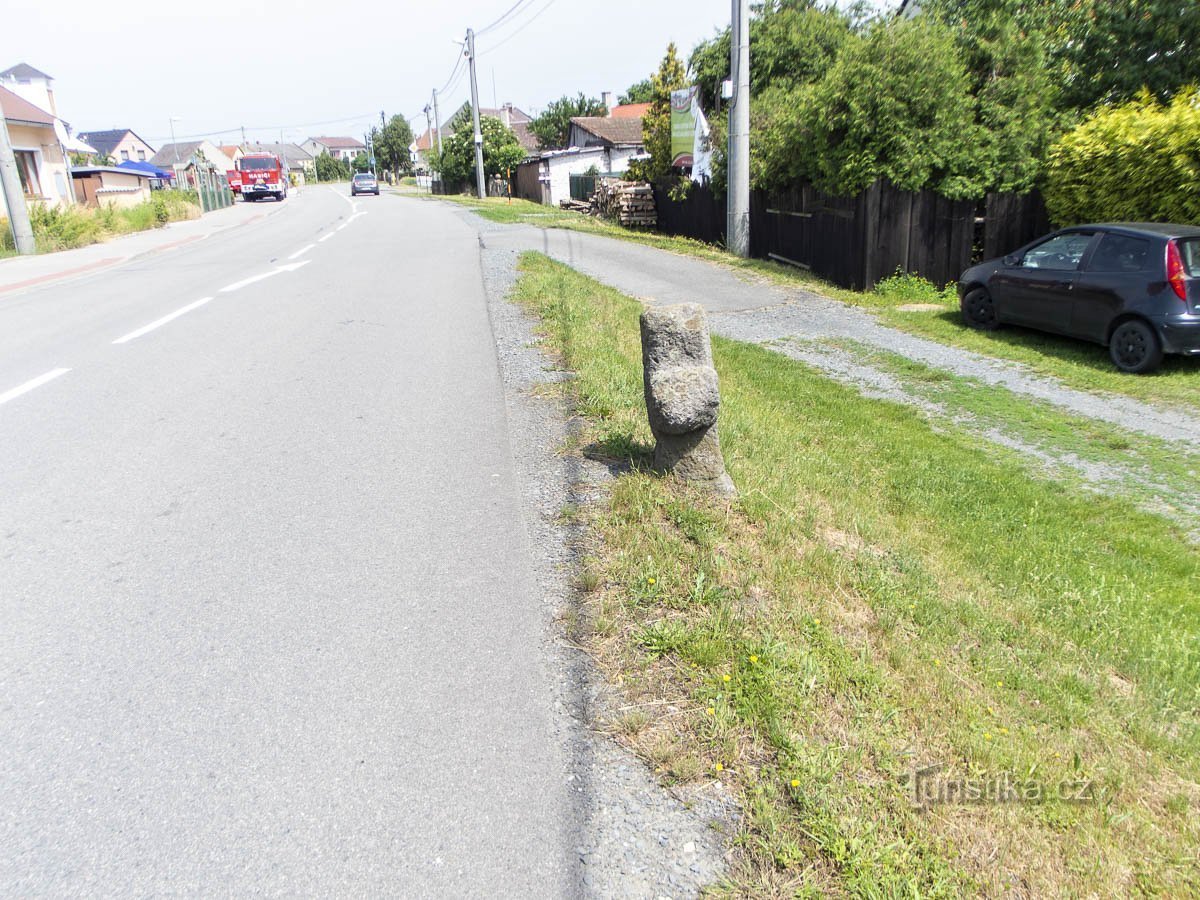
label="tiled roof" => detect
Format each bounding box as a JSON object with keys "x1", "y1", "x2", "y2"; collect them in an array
[
  {"x1": 610, "y1": 103, "x2": 651, "y2": 119},
  {"x1": 149, "y1": 141, "x2": 206, "y2": 168},
  {"x1": 0, "y1": 86, "x2": 54, "y2": 126},
  {"x1": 569, "y1": 115, "x2": 645, "y2": 147},
  {"x1": 309, "y1": 136, "x2": 365, "y2": 150}
]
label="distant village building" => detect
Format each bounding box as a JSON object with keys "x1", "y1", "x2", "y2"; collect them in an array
[{"x1": 302, "y1": 136, "x2": 366, "y2": 164}]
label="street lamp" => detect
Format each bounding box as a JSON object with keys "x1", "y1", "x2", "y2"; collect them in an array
[{"x1": 169, "y1": 116, "x2": 181, "y2": 167}]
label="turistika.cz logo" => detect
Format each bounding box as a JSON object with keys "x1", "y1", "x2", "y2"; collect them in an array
[{"x1": 906, "y1": 763, "x2": 1097, "y2": 807}]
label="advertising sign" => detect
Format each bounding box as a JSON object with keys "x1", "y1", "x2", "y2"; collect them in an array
[{"x1": 670, "y1": 87, "x2": 699, "y2": 168}]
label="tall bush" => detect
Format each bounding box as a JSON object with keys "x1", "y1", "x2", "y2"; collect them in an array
[{"x1": 1043, "y1": 88, "x2": 1200, "y2": 227}]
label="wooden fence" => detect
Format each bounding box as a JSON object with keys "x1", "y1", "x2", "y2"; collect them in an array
[{"x1": 651, "y1": 179, "x2": 1049, "y2": 290}]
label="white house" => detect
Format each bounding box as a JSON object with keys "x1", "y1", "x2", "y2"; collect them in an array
[
  {"x1": 302, "y1": 136, "x2": 365, "y2": 163},
  {"x1": 524, "y1": 111, "x2": 646, "y2": 207}
]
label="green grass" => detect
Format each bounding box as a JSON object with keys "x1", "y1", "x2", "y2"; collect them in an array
[
  {"x1": 792, "y1": 336, "x2": 1200, "y2": 528},
  {"x1": 0, "y1": 192, "x2": 201, "y2": 256},
  {"x1": 430, "y1": 193, "x2": 1200, "y2": 414},
  {"x1": 512, "y1": 251, "x2": 1200, "y2": 897}
]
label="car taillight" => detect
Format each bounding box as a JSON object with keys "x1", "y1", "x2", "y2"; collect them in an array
[{"x1": 1166, "y1": 239, "x2": 1187, "y2": 302}]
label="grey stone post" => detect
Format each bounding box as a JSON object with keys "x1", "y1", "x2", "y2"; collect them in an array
[{"x1": 640, "y1": 303, "x2": 736, "y2": 497}]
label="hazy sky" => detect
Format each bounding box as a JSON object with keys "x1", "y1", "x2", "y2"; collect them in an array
[{"x1": 6, "y1": 0, "x2": 758, "y2": 149}]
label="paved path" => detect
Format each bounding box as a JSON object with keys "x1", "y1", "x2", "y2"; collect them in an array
[
  {"x1": 0, "y1": 188, "x2": 576, "y2": 894},
  {"x1": 479, "y1": 220, "x2": 1200, "y2": 444}
]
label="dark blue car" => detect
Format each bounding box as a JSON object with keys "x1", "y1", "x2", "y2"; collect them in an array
[{"x1": 958, "y1": 223, "x2": 1200, "y2": 373}]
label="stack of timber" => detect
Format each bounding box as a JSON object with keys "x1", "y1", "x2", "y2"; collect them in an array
[
  {"x1": 592, "y1": 179, "x2": 657, "y2": 227},
  {"x1": 558, "y1": 198, "x2": 591, "y2": 213}
]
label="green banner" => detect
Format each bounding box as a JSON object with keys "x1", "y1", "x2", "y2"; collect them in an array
[{"x1": 671, "y1": 87, "x2": 698, "y2": 168}]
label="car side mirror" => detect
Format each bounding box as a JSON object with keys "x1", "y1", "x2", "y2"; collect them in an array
[{"x1": 1003, "y1": 254, "x2": 1020, "y2": 267}]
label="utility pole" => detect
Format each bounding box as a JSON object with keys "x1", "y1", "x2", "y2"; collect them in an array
[
  {"x1": 466, "y1": 28, "x2": 486, "y2": 199},
  {"x1": 0, "y1": 114, "x2": 36, "y2": 255},
  {"x1": 727, "y1": 0, "x2": 751, "y2": 257},
  {"x1": 432, "y1": 89, "x2": 443, "y2": 156}
]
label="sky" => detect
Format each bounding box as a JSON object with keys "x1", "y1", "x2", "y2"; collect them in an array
[{"x1": 3, "y1": 0, "x2": 759, "y2": 150}]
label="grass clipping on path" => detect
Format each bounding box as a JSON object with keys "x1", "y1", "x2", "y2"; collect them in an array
[{"x1": 511, "y1": 252, "x2": 1200, "y2": 897}]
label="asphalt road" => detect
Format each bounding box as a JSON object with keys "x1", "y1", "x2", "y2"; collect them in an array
[{"x1": 0, "y1": 188, "x2": 576, "y2": 895}]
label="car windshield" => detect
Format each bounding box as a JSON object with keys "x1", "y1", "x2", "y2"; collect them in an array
[
  {"x1": 240, "y1": 158, "x2": 276, "y2": 171},
  {"x1": 1179, "y1": 239, "x2": 1200, "y2": 276}
]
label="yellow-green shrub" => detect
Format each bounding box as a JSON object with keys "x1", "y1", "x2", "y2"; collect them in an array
[{"x1": 1044, "y1": 88, "x2": 1200, "y2": 227}]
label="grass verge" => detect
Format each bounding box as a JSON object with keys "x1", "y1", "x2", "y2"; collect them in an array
[
  {"x1": 0, "y1": 191, "x2": 200, "y2": 256},
  {"x1": 512, "y1": 251, "x2": 1200, "y2": 897},
  {"x1": 431, "y1": 193, "x2": 1200, "y2": 414},
  {"x1": 780, "y1": 335, "x2": 1200, "y2": 530}
]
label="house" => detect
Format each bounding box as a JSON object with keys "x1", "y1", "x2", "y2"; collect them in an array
[
  {"x1": 0, "y1": 85, "x2": 73, "y2": 207},
  {"x1": 302, "y1": 136, "x2": 365, "y2": 163},
  {"x1": 149, "y1": 140, "x2": 237, "y2": 177},
  {"x1": 71, "y1": 166, "x2": 155, "y2": 208},
  {"x1": 409, "y1": 102, "x2": 536, "y2": 168},
  {"x1": 219, "y1": 145, "x2": 244, "y2": 166},
  {"x1": 244, "y1": 142, "x2": 314, "y2": 184},
  {"x1": 515, "y1": 103, "x2": 647, "y2": 208},
  {"x1": 76, "y1": 128, "x2": 156, "y2": 165}
]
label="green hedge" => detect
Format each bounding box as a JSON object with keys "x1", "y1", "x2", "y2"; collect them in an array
[{"x1": 1044, "y1": 88, "x2": 1200, "y2": 227}]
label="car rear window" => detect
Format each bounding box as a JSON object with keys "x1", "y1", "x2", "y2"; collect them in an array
[
  {"x1": 354, "y1": 174, "x2": 373, "y2": 181},
  {"x1": 1087, "y1": 234, "x2": 1151, "y2": 273},
  {"x1": 1179, "y1": 239, "x2": 1200, "y2": 276}
]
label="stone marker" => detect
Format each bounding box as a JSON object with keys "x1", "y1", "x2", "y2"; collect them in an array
[{"x1": 639, "y1": 303, "x2": 736, "y2": 497}]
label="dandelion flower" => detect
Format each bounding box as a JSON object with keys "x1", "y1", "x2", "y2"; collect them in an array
[
  {"x1": 749, "y1": 654, "x2": 759, "y2": 664},
  {"x1": 987, "y1": 706, "x2": 995, "y2": 715},
  {"x1": 722, "y1": 674, "x2": 731, "y2": 683},
  {"x1": 984, "y1": 732, "x2": 993, "y2": 741},
  {"x1": 706, "y1": 707, "x2": 715, "y2": 716},
  {"x1": 999, "y1": 727, "x2": 1009, "y2": 735},
  {"x1": 790, "y1": 779, "x2": 800, "y2": 788},
  {"x1": 714, "y1": 763, "x2": 724, "y2": 773},
  {"x1": 933, "y1": 659, "x2": 941, "y2": 667},
  {"x1": 997, "y1": 680, "x2": 1004, "y2": 688},
  {"x1": 648, "y1": 577, "x2": 657, "y2": 585}
]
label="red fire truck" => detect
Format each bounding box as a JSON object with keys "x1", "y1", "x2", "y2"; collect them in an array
[
  {"x1": 236, "y1": 151, "x2": 288, "y2": 202},
  {"x1": 226, "y1": 169, "x2": 242, "y2": 200}
]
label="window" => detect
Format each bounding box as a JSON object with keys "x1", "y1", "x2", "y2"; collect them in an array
[
  {"x1": 1179, "y1": 239, "x2": 1200, "y2": 276},
  {"x1": 137, "y1": 149, "x2": 146, "y2": 161},
  {"x1": 1021, "y1": 233, "x2": 1093, "y2": 271},
  {"x1": 1087, "y1": 234, "x2": 1151, "y2": 273},
  {"x1": 121, "y1": 150, "x2": 130, "y2": 161},
  {"x1": 14, "y1": 150, "x2": 41, "y2": 198}
]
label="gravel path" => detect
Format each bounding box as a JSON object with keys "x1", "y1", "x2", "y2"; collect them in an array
[
  {"x1": 477, "y1": 226, "x2": 735, "y2": 897},
  {"x1": 478, "y1": 222, "x2": 1200, "y2": 445}
]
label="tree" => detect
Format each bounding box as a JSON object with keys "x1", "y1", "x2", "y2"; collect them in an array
[
  {"x1": 371, "y1": 115, "x2": 415, "y2": 175},
  {"x1": 689, "y1": 2, "x2": 853, "y2": 109},
  {"x1": 1050, "y1": 0, "x2": 1200, "y2": 109},
  {"x1": 434, "y1": 116, "x2": 525, "y2": 191},
  {"x1": 351, "y1": 152, "x2": 371, "y2": 173},
  {"x1": 530, "y1": 93, "x2": 607, "y2": 150},
  {"x1": 314, "y1": 151, "x2": 350, "y2": 182},
  {"x1": 754, "y1": 20, "x2": 986, "y2": 198},
  {"x1": 625, "y1": 43, "x2": 689, "y2": 182},
  {"x1": 618, "y1": 79, "x2": 654, "y2": 105}
]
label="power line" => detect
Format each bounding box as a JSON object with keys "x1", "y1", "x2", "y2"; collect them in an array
[
  {"x1": 149, "y1": 112, "x2": 380, "y2": 142},
  {"x1": 476, "y1": 0, "x2": 536, "y2": 36},
  {"x1": 478, "y1": 0, "x2": 561, "y2": 57}
]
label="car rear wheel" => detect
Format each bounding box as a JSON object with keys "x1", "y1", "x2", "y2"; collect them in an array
[
  {"x1": 1109, "y1": 319, "x2": 1163, "y2": 374},
  {"x1": 961, "y1": 287, "x2": 999, "y2": 330}
]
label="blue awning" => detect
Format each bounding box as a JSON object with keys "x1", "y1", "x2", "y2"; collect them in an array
[{"x1": 115, "y1": 160, "x2": 173, "y2": 179}]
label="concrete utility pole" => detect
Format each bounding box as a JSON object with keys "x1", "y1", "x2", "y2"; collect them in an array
[
  {"x1": 727, "y1": 0, "x2": 751, "y2": 257},
  {"x1": 0, "y1": 114, "x2": 36, "y2": 254},
  {"x1": 465, "y1": 28, "x2": 486, "y2": 199},
  {"x1": 432, "y1": 89, "x2": 443, "y2": 156}
]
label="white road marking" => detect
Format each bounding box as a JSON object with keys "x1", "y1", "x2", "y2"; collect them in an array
[
  {"x1": 0, "y1": 368, "x2": 71, "y2": 406},
  {"x1": 218, "y1": 260, "x2": 311, "y2": 293},
  {"x1": 336, "y1": 223, "x2": 347, "y2": 232},
  {"x1": 331, "y1": 188, "x2": 355, "y2": 208},
  {"x1": 318, "y1": 233, "x2": 335, "y2": 243},
  {"x1": 288, "y1": 243, "x2": 315, "y2": 260},
  {"x1": 112, "y1": 297, "x2": 213, "y2": 344}
]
